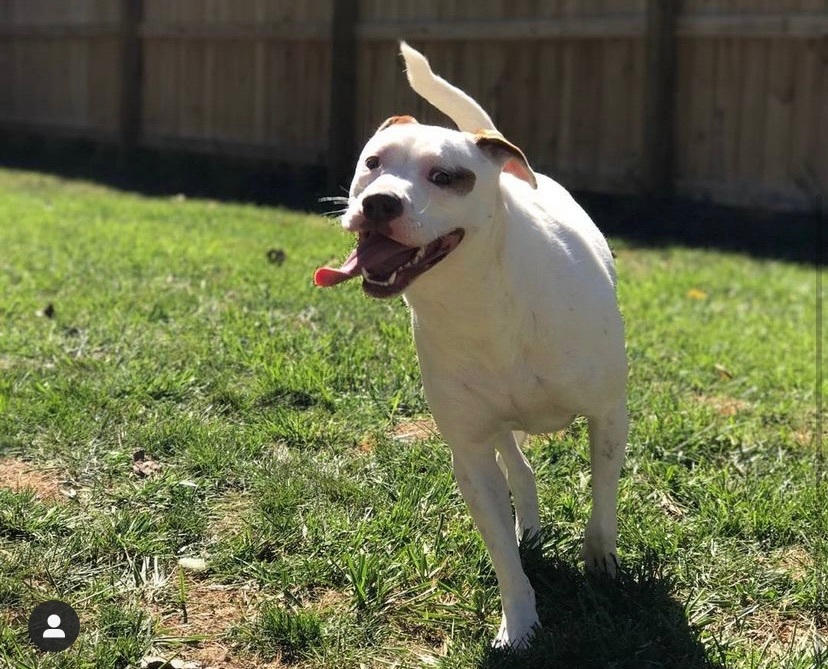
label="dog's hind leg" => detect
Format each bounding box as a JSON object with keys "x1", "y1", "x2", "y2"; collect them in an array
[
  {"x1": 452, "y1": 443, "x2": 540, "y2": 648},
  {"x1": 582, "y1": 402, "x2": 628, "y2": 576},
  {"x1": 495, "y1": 431, "x2": 541, "y2": 545}
]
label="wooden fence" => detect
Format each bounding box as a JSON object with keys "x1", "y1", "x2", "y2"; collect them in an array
[{"x1": 0, "y1": 0, "x2": 825, "y2": 212}]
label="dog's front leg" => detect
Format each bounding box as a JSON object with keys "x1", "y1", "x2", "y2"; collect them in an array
[{"x1": 452, "y1": 443, "x2": 540, "y2": 648}]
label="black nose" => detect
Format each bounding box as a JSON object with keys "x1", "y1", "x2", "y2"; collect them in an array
[{"x1": 362, "y1": 193, "x2": 403, "y2": 224}]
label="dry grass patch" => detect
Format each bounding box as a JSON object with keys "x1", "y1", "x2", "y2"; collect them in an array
[
  {"x1": 739, "y1": 609, "x2": 826, "y2": 663},
  {"x1": 144, "y1": 577, "x2": 350, "y2": 669},
  {"x1": 391, "y1": 418, "x2": 438, "y2": 443},
  {"x1": 0, "y1": 456, "x2": 65, "y2": 501},
  {"x1": 768, "y1": 546, "x2": 814, "y2": 582},
  {"x1": 694, "y1": 394, "x2": 752, "y2": 417},
  {"x1": 209, "y1": 493, "x2": 254, "y2": 540},
  {"x1": 145, "y1": 578, "x2": 282, "y2": 669}
]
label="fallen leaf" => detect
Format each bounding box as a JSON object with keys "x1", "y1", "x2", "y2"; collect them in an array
[
  {"x1": 658, "y1": 493, "x2": 686, "y2": 518},
  {"x1": 266, "y1": 248, "x2": 287, "y2": 265},
  {"x1": 714, "y1": 363, "x2": 734, "y2": 380},
  {"x1": 132, "y1": 450, "x2": 162, "y2": 477}
]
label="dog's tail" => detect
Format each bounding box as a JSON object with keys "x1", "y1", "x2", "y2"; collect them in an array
[{"x1": 400, "y1": 41, "x2": 497, "y2": 133}]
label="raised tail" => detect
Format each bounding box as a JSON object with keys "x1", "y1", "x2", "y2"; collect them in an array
[{"x1": 400, "y1": 41, "x2": 496, "y2": 133}]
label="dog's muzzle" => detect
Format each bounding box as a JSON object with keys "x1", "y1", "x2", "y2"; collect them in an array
[
  {"x1": 361, "y1": 193, "x2": 403, "y2": 227},
  {"x1": 314, "y1": 197, "x2": 464, "y2": 298}
]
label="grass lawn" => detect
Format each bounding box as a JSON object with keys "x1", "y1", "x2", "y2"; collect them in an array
[{"x1": 0, "y1": 167, "x2": 824, "y2": 668}]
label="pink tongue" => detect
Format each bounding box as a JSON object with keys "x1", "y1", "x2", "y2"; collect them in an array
[
  {"x1": 313, "y1": 252, "x2": 358, "y2": 287},
  {"x1": 314, "y1": 234, "x2": 417, "y2": 288}
]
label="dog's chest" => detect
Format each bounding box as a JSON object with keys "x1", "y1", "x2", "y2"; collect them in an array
[
  {"x1": 471, "y1": 357, "x2": 577, "y2": 432},
  {"x1": 414, "y1": 325, "x2": 580, "y2": 435}
]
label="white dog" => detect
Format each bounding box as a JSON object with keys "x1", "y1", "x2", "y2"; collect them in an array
[{"x1": 315, "y1": 42, "x2": 627, "y2": 649}]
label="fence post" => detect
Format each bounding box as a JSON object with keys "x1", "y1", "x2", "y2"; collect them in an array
[
  {"x1": 643, "y1": 0, "x2": 678, "y2": 197},
  {"x1": 120, "y1": 0, "x2": 143, "y2": 148},
  {"x1": 327, "y1": 0, "x2": 360, "y2": 194}
]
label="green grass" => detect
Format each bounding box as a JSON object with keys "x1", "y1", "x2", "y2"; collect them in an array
[{"x1": 0, "y1": 167, "x2": 823, "y2": 668}]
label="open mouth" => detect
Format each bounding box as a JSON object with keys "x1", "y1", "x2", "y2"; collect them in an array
[{"x1": 314, "y1": 228, "x2": 464, "y2": 298}]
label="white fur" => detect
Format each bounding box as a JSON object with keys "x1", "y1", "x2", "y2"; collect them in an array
[
  {"x1": 340, "y1": 43, "x2": 628, "y2": 649},
  {"x1": 400, "y1": 41, "x2": 496, "y2": 133}
]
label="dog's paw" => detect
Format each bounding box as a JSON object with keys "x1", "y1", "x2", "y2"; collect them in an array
[
  {"x1": 582, "y1": 518, "x2": 619, "y2": 577},
  {"x1": 583, "y1": 550, "x2": 620, "y2": 578},
  {"x1": 493, "y1": 611, "x2": 540, "y2": 650}
]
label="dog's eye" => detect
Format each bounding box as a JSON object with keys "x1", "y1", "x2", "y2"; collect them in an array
[
  {"x1": 365, "y1": 156, "x2": 380, "y2": 170},
  {"x1": 429, "y1": 169, "x2": 454, "y2": 187}
]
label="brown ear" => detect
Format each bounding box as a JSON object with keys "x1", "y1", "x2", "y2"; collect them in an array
[
  {"x1": 375, "y1": 115, "x2": 419, "y2": 134},
  {"x1": 474, "y1": 130, "x2": 537, "y2": 189}
]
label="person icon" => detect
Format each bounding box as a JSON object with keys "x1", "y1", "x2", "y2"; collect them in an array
[
  {"x1": 42, "y1": 614, "x2": 66, "y2": 639},
  {"x1": 28, "y1": 599, "x2": 80, "y2": 652}
]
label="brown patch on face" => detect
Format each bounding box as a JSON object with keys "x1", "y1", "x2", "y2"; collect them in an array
[
  {"x1": 473, "y1": 130, "x2": 537, "y2": 189},
  {"x1": 448, "y1": 167, "x2": 476, "y2": 195},
  {"x1": 0, "y1": 457, "x2": 65, "y2": 501},
  {"x1": 375, "y1": 114, "x2": 419, "y2": 133}
]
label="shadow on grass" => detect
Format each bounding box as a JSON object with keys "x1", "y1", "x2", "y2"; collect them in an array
[
  {"x1": 579, "y1": 192, "x2": 824, "y2": 267},
  {"x1": 476, "y1": 549, "x2": 724, "y2": 669},
  {"x1": 1, "y1": 136, "x2": 823, "y2": 267},
  {"x1": 0, "y1": 136, "x2": 328, "y2": 213}
]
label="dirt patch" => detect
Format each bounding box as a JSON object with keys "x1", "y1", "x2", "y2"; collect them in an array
[
  {"x1": 694, "y1": 395, "x2": 751, "y2": 417},
  {"x1": 146, "y1": 644, "x2": 288, "y2": 669},
  {"x1": 357, "y1": 434, "x2": 379, "y2": 454},
  {"x1": 145, "y1": 580, "x2": 282, "y2": 669},
  {"x1": 391, "y1": 417, "x2": 438, "y2": 443},
  {"x1": 208, "y1": 493, "x2": 253, "y2": 541},
  {"x1": 769, "y1": 546, "x2": 814, "y2": 582},
  {"x1": 793, "y1": 429, "x2": 813, "y2": 447},
  {"x1": 0, "y1": 457, "x2": 65, "y2": 501},
  {"x1": 165, "y1": 639, "x2": 288, "y2": 669},
  {"x1": 144, "y1": 579, "x2": 349, "y2": 668},
  {"x1": 740, "y1": 608, "x2": 826, "y2": 661},
  {"x1": 149, "y1": 580, "x2": 257, "y2": 639}
]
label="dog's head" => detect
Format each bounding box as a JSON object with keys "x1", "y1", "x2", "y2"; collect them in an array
[{"x1": 314, "y1": 115, "x2": 536, "y2": 298}]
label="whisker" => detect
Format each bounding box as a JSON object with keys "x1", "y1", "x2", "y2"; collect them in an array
[
  {"x1": 321, "y1": 208, "x2": 348, "y2": 219},
  {"x1": 319, "y1": 195, "x2": 350, "y2": 205}
]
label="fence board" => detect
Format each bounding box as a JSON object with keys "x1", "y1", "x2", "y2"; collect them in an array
[
  {"x1": 0, "y1": 0, "x2": 120, "y2": 135},
  {"x1": 737, "y1": 39, "x2": 769, "y2": 190},
  {"x1": 763, "y1": 40, "x2": 796, "y2": 191},
  {"x1": 140, "y1": 2, "x2": 330, "y2": 164},
  {"x1": 710, "y1": 38, "x2": 741, "y2": 184},
  {"x1": 791, "y1": 36, "x2": 820, "y2": 195},
  {"x1": 817, "y1": 55, "x2": 828, "y2": 198}
]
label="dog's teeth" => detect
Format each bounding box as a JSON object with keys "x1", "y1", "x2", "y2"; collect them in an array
[
  {"x1": 361, "y1": 246, "x2": 427, "y2": 287},
  {"x1": 362, "y1": 269, "x2": 398, "y2": 286},
  {"x1": 401, "y1": 247, "x2": 426, "y2": 270}
]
